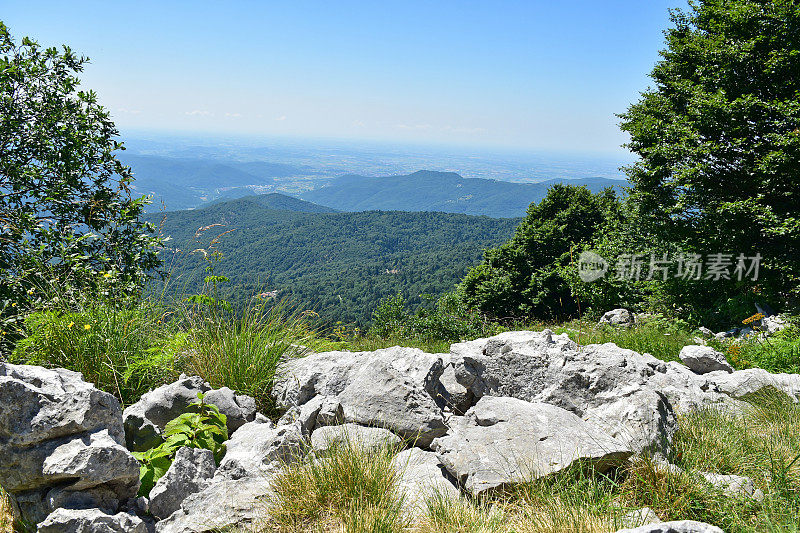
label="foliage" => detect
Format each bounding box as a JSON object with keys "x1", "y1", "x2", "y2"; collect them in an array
[
  {"x1": 0, "y1": 23, "x2": 161, "y2": 340},
  {"x1": 150, "y1": 199, "x2": 519, "y2": 328},
  {"x1": 457, "y1": 184, "x2": 622, "y2": 322},
  {"x1": 10, "y1": 297, "x2": 181, "y2": 407},
  {"x1": 618, "y1": 0, "x2": 800, "y2": 318},
  {"x1": 132, "y1": 393, "x2": 228, "y2": 497},
  {"x1": 710, "y1": 321, "x2": 800, "y2": 374},
  {"x1": 367, "y1": 292, "x2": 501, "y2": 346}
]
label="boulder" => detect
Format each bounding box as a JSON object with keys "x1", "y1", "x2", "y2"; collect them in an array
[
  {"x1": 149, "y1": 447, "x2": 217, "y2": 519},
  {"x1": 679, "y1": 346, "x2": 734, "y2": 375},
  {"x1": 761, "y1": 315, "x2": 788, "y2": 335},
  {"x1": 600, "y1": 308, "x2": 635, "y2": 327},
  {"x1": 0, "y1": 363, "x2": 140, "y2": 526},
  {"x1": 613, "y1": 521, "x2": 724, "y2": 533},
  {"x1": 214, "y1": 418, "x2": 304, "y2": 481},
  {"x1": 704, "y1": 368, "x2": 800, "y2": 402},
  {"x1": 38, "y1": 508, "x2": 147, "y2": 533},
  {"x1": 436, "y1": 358, "x2": 473, "y2": 414},
  {"x1": 450, "y1": 330, "x2": 745, "y2": 455},
  {"x1": 155, "y1": 477, "x2": 273, "y2": 533},
  {"x1": 122, "y1": 377, "x2": 257, "y2": 452},
  {"x1": 619, "y1": 507, "x2": 661, "y2": 528},
  {"x1": 310, "y1": 423, "x2": 402, "y2": 455},
  {"x1": 430, "y1": 396, "x2": 632, "y2": 495},
  {"x1": 392, "y1": 448, "x2": 458, "y2": 518},
  {"x1": 698, "y1": 327, "x2": 714, "y2": 337},
  {"x1": 700, "y1": 472, "x2": 764, "y2": 501},
  {"x1": 272, "y1": 347, "x2": 447, "y2": 447},
  {"x1": 202, "y1": 387, "x2": 256, "y2": 433}
]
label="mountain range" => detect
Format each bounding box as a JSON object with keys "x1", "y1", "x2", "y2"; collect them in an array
[{"x1": 301, "y1": 170, "x2": 627, "y2": 218}]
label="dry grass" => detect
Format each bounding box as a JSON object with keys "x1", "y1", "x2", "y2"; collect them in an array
[
  {"x1": 0, "y1": 489, "x2": 13, "y2": 533},
  {"x1": 254, "y1": 391, "x2": 800, "y2": 533}
]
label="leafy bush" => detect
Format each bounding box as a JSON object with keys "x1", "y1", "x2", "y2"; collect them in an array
[
  {"x1": 133, "y1": 393, "x2": 228, "y2": 497},
  {"x1": 457, "y1": 184, "x2": 622, "y2": 322},
  {"x1": 368, "y1": 292, "x2": 500, "y2": 346},
  {"x1": 10, "y1": 300, "x2": 180, "y2": 406}
]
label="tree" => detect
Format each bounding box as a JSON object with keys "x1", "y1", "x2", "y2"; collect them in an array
[
  {"x1": 0, "y1": 23, "x2": 161, "y2": 329},
  {"x1": 619, "y1": 0, "x2": 800, "y2": 315},
  {"x1": 457, "y1": 184, "x2": 621, "y2": 321}
]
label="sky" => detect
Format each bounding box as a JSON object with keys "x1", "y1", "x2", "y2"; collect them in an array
[{"x1": 2, "y1": 1, "x2": 688, "y2": 156}]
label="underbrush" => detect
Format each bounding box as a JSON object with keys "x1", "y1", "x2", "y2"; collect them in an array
[
  {"x1": 257, "y1": 390, "x2": 800, "y2": 533},
  {"x1": 715, "y1": 325, "x2": 800, "y2": 374}
]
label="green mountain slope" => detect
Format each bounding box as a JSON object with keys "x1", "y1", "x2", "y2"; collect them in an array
[
  {"x1": 202, "y1": 193, "x2": 336, "y2": 213},
  {"x1": 301, "y1": 170, "x2": 627, "y2": 218},
  {"x1": 150, "y1": 196, "x2": 520, "y2": 326}
]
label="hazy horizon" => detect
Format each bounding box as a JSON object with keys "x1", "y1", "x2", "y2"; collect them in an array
[{"x1": 3, "y1": 0, "x2": 689, "y2": 156}]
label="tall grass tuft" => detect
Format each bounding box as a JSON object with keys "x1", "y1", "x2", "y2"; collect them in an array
[
  {"x1": 268, "y1": 432, "x2": 406, "y2": 532},
  {"x1": 185, "y1": 300, "x2": 320, "y2": 414}
]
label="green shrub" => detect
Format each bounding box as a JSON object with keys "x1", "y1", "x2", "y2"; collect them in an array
[
  {"x1": 10, "y1": 301, "x2": 180, "y2": 406},
  {"x1": 132, "y1": 393, "x2": 228, "y2": 497}
]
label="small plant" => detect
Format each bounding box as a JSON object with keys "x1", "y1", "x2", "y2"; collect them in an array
[{"x1": 133, "y1": 393, "x2": 228, "y2": 497}]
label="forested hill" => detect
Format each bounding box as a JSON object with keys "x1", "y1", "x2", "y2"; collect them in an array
[
  {"x1": 301, "y1": 170, "x2": 627, "y2": 218},
  {"x1": 149, "y1": 196, "x2": 520, "y2": 326},
  {"x1": 202, "y1": 193, "x2": 337, "y2": 213}
]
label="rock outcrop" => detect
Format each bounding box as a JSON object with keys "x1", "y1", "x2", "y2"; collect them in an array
[
  {"x1": 272, "y1": 347, "x2": 448, "y2": 447},
  {"x1": 679, "y1": 345, "x2": 733, "y2": 374},
  {"x1": 149, "y1": 447, "x2": 217, "y2": 520},
  {"x1": 600, "y1": 308, "x2": 635, "y2": 327},
  {"x1": 122, "y1": 375, "x2": 256, "y2": 452},
  {"x1": 431, "y1": 396, "x2": 632, "y2": 494},
  {"x1": 0, "y1": 363, "x2": 140, "y2": 526}
]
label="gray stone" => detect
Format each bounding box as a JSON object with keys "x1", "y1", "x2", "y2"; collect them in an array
[
  {"x1": 392, "y1": 448, "x2": 458, "y2": 518},
  {"x1": 123, "y1": 377, "x2": 258, "y2": 452},
  {"x1": 762, "y1": 315, "x2": 788, "y2": 335},
  {"x1": 619, "y1": 507, "x2": 661, "y2": 528},
  {"x1": 700, "y1": 472, "x2": 764, "y2": 501},
  {"x1": 450, "y1": 330, "x2": 746, "y2": 455},
  {"x1": 38, "y1": 508, "x2": 147, "y2": 533},
  {"x1": 613, "y1": 520, "x2": 724, "y2": 533},
  {"x1": 149, "y1": 447, "x2": 217, "y2": 519},
  {"x1": 436, "y1": 359, "x2": 473, "y2": 414},
  {"x1": 123, "y1": 375, "x2": 210, "y2": 452},
  {"x1": 310, "y1": 423, "x2": 402, "y2": 455},
  {"x1": 273, "y1": 347, "x2": 447, "y2": 447},
  {"x1": 600, "y1": 308, "x2": 635, "y2": 327},
  {"x1": 202, "y1": 387, "x2": 256, "y2": 434},
  {"x1": 430, "y1": 396, "x2": 632, "y2": 495},
  {"x1": 214, "y1": 419, "x2": 304, "y2": 481},
  {"x1": 0, "y1": 363, "x2": 140, "y2": 526},
  {"x1": 154, "y1": 477, "x2": 273, "y2": 533},
  {"x1": 698, "y1": 327, "x2": 714, "y2": 337},
  {"x1": 679, "y1": 345, "x2": 734, "y2": 375},
  {"x1": 704, "y1": 368, "x2": 800, "y2": 402}
]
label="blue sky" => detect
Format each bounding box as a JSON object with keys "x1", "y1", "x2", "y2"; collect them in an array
[{"x1": 3, "y1": 1, "x2": 688, "y2": 155}]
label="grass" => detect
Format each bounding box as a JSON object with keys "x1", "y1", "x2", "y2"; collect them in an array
[
  {"x1": 265, "y1": 432, "x2": 407, "y2": 532},
  {"x1": 185, "y1": 300, "x2": 322, "y2": 414},
  {"x1": 0, "y1": 489, "x2": 11, "y2": 533},
  {"x1": 252, "y1": 388, "x2": 800, "y2": 533},
  {"x1": 554, "y1": 319, "x2": 696, "y2": 363}
]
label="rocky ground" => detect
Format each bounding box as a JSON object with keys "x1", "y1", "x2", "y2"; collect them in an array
[{"x1": 2, "y1": 325, "x2": 799, "y2": 532}]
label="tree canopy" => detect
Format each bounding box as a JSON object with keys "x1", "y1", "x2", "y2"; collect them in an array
[
  {"x1": 619, "y1": 0, "x2": 800, "y2": 310},
  {"x1": 0, "y1": 23, "x2": 160, "y2": 331}
]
